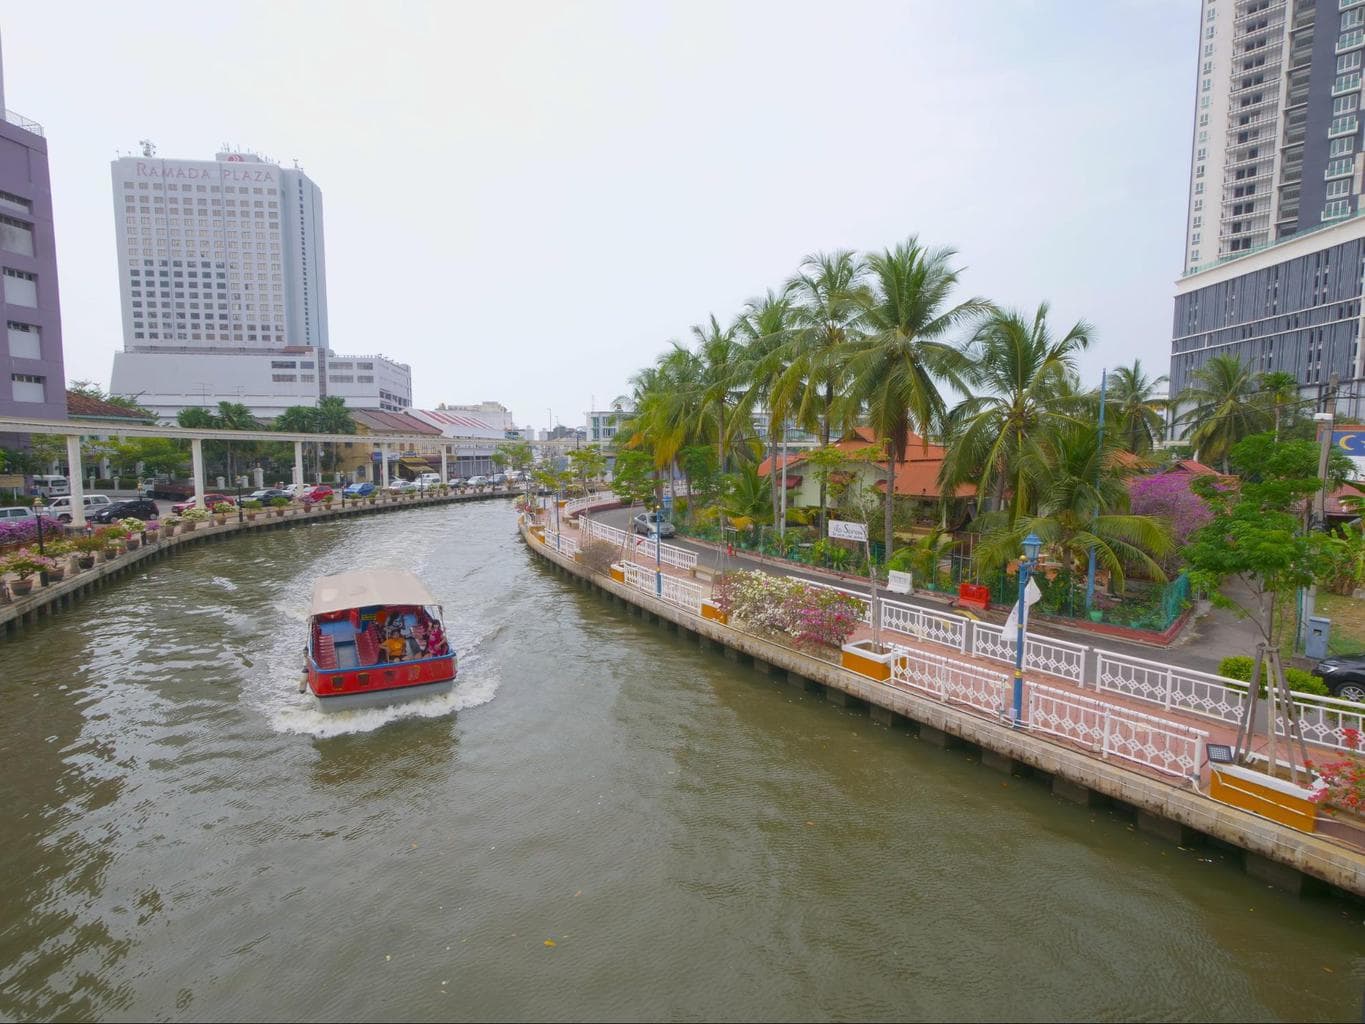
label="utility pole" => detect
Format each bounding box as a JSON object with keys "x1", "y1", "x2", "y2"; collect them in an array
[{"x1": 1300, "y1": 401, "x2": 1336, "y2": 649}]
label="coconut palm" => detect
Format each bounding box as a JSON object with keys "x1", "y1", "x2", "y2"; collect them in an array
[
  {"x1": 1256, "y1": 370, "x2": 1301, "y2": 441},
  {"x1": 974, "y1": 420, "x2": 1173, "y2": 597},
  {"x1": 215, "y1": 401, "x2": 259, "y2": 483},
  {"x1": 842, "y1": 238, "x2": 991, "y2": 557},
  {"x1": 938, "y1": 303, "x2": 1091, "y2": 526},
  {"x1": 1107, "y1": 360, "x2": 1168, "y2": 455},
  {"x1": 732, "y1": 289, "x2": 796, "y2": 526},
  {"x1": 624, "y1": 344, "x2": 707, "y2": 505},
  {"x1": 691, "y1": 314, "x2": 744, "y2": 474},
  {"x1": 1177, "y1": 354, "x2": 1270, "y2": 470},
  {"x1": 774, "y1": 250, "x2": 869, "y2": 536}
]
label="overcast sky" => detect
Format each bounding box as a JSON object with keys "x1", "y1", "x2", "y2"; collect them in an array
[{"x1": 5, "y1": 1, "x2": 1194, "y2": 432}]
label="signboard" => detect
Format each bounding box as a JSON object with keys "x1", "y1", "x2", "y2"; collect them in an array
[
  {"x1": 888, "y1": 570, "x2": 913, "y2": 594},
  {"x1": 828, "y1": 519, "x2": 867, "y2": 542},
  {"x1": 1333, "y1": 428, "x2": 1365, "y2": 457}
]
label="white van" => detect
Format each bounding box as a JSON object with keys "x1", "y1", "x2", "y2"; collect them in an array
[
  {"x1": 416, "y1": 472, "x2": 443, "y2": 488},
  {"x1": 30, "y1": 474, "x2": 70, "y2": 498},
  {"x1": 39, "y1": 494, "x2": 112, "y2": 523}
]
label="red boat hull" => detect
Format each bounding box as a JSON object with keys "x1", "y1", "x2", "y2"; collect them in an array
[{"x1": 307, "y1": 653, "x2": 456, "y2": 701}]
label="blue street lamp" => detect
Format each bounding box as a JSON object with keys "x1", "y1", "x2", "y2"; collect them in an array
[
  {"x1": 1012, "y1": 531, "x2": 1044, "y2": 727},
  {"x1": 655, "y1": 517, "x2": 663, "y2": 597}
]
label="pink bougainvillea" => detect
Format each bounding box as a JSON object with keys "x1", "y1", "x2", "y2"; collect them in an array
[{"x1": 1127, "y1": 473, "x2": 1213, "y2": 547}]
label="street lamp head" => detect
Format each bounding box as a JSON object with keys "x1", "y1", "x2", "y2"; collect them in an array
[{"x1": 1022, "y1": 532, "x2": 1043, "y2": 562}]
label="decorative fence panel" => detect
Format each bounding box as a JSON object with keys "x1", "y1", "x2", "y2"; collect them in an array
[
  {"x1": 880, "y1": 600, "x2": 969, "y2": 652},
  {"x1": 619, "y1": 559, "x2": 702, "y2": 613},
  {"x1": 1026, "y1": 683, "x2": 1207, "y2": 783},
  {"x1": 1094, "y1": 649, "x2": 1246, "y2": 723},
  {"x1": 888, "y1": 646, "x2": 1011, "y2": 719},
  {"x1": 580, "y1": 517, "x2": 697, "y2": 572},
  {"x1": 970, "y1": 622, "x2": 1089, "y2": 686},
  {"x1": 564, "y1": 492, "x2": 615, "y2": 516}
]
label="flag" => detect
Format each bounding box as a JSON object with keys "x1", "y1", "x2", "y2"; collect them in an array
[{"x1": 1001, "y1": 576, "x2": 1042, "y2": 635}]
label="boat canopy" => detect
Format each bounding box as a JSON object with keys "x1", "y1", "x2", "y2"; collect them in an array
[{"x1": 310, "y1": 569, "x2": 441, "y2": 616}]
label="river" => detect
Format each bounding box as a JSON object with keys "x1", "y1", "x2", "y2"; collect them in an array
[{"x1": 0, "y1": 501, "x2": 1360, "y2": 1021}]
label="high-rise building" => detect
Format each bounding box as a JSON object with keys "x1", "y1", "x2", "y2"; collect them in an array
[
  {"x1": 1172, "y1": 0, "x2": 1365, "y2": 420},
  {"x1": 0, "y1": 41, "x2": 66, "y2": 433},
  {"x1": 108, "y1": 149, "x2": 411, "y2": 421}
]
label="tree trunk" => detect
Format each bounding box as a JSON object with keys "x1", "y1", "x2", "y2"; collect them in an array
[
  {"x1": 818, "y1": 389, "x2": 832, "y2": 540},
  {"x1": 883, "y1": 453, "x2": 894, "y2": 564}
]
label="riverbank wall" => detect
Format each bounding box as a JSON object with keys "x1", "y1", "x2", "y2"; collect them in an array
[
  {"x1": 520, "y1": 519, "x2": 1365, "y2": 902},
  {"x1": 0, "y1": 491, "x2": 512, "y2": 638}
]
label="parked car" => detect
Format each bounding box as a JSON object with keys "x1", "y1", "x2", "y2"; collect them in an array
[
  {"x1": 388, "y1": 479, "x2": 417, "y2": 493},
  {"x1": 447, "y1": 476, "x2": 464, "y2": 488},
  {"x1": 632, "y1": 511, "x2": 675, "y2": 537},
  {"x1": 92, "y1": 499, "x2": 160, "y2": 524},
  {"x1": 416, "y1": 472, "x2": 443, "y2": 489},
  {"x1": 247, "y1": 488, "x2": 288, "y2": 503},
  {"x1": 39, "y1": 494, "x2": 113, "y2": 523},
  {"x1": 171, "y1": 493, "x2": 234, "y2": 515},
  {"x1": 465, "y1": 475, "x2": 489, "y2": 488},
  {"x1": 281, "y1": 483, "x2": 308, "y2": 498},
  {"x1": 490, "y1": 473, "x2": 508, "y2": 487},
  {"x1": 0, "y1": 506, "x2": 34, "y2": 520},
  {"x1": 301, "y1": 485, "x2": 334, "y2": 504},
  {"x1": 343, "y1": 481, "x2": 375, "y2": 497},
  {"x1": 1310, "y1": 655, "x2": 1365, "y2": 703}
]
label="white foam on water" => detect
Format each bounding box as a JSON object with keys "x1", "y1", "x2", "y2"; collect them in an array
[
  {"x1": 210, "y1": 576, "x2": 239, "y2": 591},
  {"x1": 268, "y1": 669, "x2": 499, "y2": 739}
]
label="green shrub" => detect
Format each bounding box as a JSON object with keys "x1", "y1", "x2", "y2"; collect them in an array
[{"x1": 1218, "y1": 655, "x2": 1329, "y2": 695}]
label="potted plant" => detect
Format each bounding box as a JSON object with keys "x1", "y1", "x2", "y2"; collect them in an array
[
  {"x1": 44, "y1": 539, "x2": 73, "y2": 580},
  {"x1": 212, "y1": 501, "x2": 233, "y2": 525},
  {"x1": 160, "y1": 514, "x2": 181, "y2": 538},
  {"x1": 181, "y1": 507, "x2": 209, "y2": 532},
  {"x1": 71, "y1": 535, "x2": 103, "y2": 569},
  {"x1": 269, "y1": 496, "x2": 290, "y2": 518},
  {"x1": 95, "y1": 526, "x2": 124, "y2": 560},
  {"x1": 144, "y1": 520, "x2": 160, "y2": 544},
  {"x1": 120, "y1": 517, "x2": 146, "y2": 550},
  {"x1": 242, "y1": 499, "x2": 262, "y2": 521},
  {"x1": 3, "y1": 549, "x2": 51, "y2": 596}
]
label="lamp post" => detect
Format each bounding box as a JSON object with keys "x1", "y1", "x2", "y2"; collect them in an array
[
  {"x1": 1012, "y1": 531, "x2": 1044, "y2": 727},
  {"x1": 32, "y1": 497, "x2": 45, "y2": 555},
  {"x1": 236, "y1": 483, "x2": 243, "y2": 524}
]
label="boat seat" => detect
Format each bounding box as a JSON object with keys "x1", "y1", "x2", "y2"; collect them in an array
[
  {"x1": 356, "y1": 631, "x2": 380, "y2": 666},
  {"x1": 315, "y1": 633, "x2": 339, "y2": 670}
]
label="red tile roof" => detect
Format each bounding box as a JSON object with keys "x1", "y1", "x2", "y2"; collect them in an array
[
  {"x1": 757, "y1": 427, "x2": 974, "y2": 498},
  {"x1": 350, "y1": 409, "x2": 442, "y2": 435},
  {"x1": 64, "y1": 390, "x2": 149, "y2": 420}
]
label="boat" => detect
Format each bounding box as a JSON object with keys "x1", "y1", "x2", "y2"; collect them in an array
[{"x1": 303, "y1": 569, "x2": 456, "y2": 712}]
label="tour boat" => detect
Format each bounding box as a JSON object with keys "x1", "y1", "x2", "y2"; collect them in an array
[{"x1": 303, "y1": 569, "x2": 456, "y2": 712}]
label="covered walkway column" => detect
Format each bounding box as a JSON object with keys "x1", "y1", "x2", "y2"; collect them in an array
[
  {"x1": 66, "y1": 436, "x2": 86, "y2": 528},
  {"x1": 190, "y1": 438, "x2": 206, "y2": 509},
  {"x1": 380, "y1": 444, "x2": 390, "y2": 488},
  {"x1": 440, "y1": 445, "x2": 448, "y2": 483},
  {"x1": 293, "y1": 441, "x2": 304, "y2": 489}
]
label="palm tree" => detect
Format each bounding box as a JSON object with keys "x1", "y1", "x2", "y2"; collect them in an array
[
  {"x1": 1257, "y1": 370, "x2": 1301, "y2": 441},
  {"x1": 775, "y1": 250, "x2": 869, "y2": 536},
  {"x1": 1107, "y1": 360, "x2": 1168, "y2": 455},
  {"x1": 733, "y1": 289, "x2": 796, "y2": 527},
  {"x1": 215, "y1": 401, "x2": 259, "y2": 484},
  {"x1": 938, "y1": 303, "x2": 1090, "y2": 526},
  {"x1": 1177, "y1": 354, "x2": 1270, "y2": 470},
  {"x1": 692, "y1": 314, "x2": 743, "y2": 474},
  {"x1": 624, "y1": 345, "x2": 706, "y2": 505},
  {"x1": 974, "y1": 421, "x2": 1173, "y2": 601},
  {"x1": 842, "y1": 238, "x2": 991, "y2": 557}
]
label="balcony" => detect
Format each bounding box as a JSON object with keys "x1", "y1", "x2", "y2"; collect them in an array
[{"x1": 3, "y1": 109, "x2": 43, "y2": 138}]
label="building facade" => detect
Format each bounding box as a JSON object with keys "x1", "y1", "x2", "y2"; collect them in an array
[
  {"x1": 1173, "y1": 0, "x2": 1365, "y2": 419},
  {"x1": 0, "y1": 61, "x2": 65, "y2": 430},
  {"x1": 108, "y1": 150, "x2": 410, "y2": 420}
]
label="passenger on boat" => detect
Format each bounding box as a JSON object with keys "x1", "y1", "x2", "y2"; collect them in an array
[
  {"x1": 426, "y1": 622, "x2": 448, "y2": 657},
  {"x1": 381, "y1": 626, "x2": 407, "y2": 663}
]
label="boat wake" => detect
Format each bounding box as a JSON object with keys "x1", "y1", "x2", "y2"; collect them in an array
[{"x1": 267, "y1": 669, "x2": 499, "y2": 739}]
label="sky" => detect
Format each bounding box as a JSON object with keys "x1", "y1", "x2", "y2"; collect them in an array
[{"x1": 4, "y1": 0, "x2": 1195, "y2": 433}]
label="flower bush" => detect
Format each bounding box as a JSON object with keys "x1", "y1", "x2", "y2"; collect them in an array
[
  {"x1": 1306, "y1": 728, "x2": 1364, "y2": 817},
  {"x1": 713, "y1": 570, "x2": 865, "y2": 649},
  {"x1": 118, "y1": 517, "x2": 146, "y2": 534},
  {"x1": 181, "y1": 507, "x2": 210, "y2": 522},
  {"x1": 212, "y1": 502, "x2": 233, "y2": 515},
  {"x1": 2, "y1": 549, "x2": 58, "y2": 580},
  {"x1": 0, "y1": 518, "x2": 66, "y2": 550}
]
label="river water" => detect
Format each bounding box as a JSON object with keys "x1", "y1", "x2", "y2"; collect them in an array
[{"x1": 0, "y1": 501, "x2": 1360, "y2": 1022}]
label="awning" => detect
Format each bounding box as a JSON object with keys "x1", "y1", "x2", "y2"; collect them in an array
[
  {"x1": 400, "y1": 456, "x2": 431, "y2": 468},
  {"x1": 310, "y1": 570, "x2": 441, "y2": 616},
  {"x1": 782, "y1": 474, "x2": 802, "y2": 489}
]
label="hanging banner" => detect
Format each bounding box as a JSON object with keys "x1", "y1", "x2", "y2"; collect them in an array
[{"x1": 828, "y1": 519, "x2": 867, "y2": 542}]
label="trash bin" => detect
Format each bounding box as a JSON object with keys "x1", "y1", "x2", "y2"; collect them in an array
[{"x1": 1307, "y1": 615, "x2": 1331, "y2": 661}]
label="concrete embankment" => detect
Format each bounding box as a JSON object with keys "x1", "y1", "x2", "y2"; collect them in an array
[
  {"x1": 521, "y1": 519, "x2": 1365, "y2": 902},
  {"x1": 0, "y1": 491, "x2": 512, "y2": 638}
]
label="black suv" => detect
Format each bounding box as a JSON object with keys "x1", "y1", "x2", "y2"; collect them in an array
[
  {"x1": 92, "y1": 499, "x2": 160, "y2": 524},
  {"x1": 1310, "y1": 655, "x2": 1365, "y2": 704}
]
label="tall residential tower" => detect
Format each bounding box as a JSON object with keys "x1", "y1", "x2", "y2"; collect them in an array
[
  {"x1": 1172, "y1": 0, "x2": 1365, "y2": 417},
  {"x1": 109, "y1": 150, "x2": 411, "y2": 421}
]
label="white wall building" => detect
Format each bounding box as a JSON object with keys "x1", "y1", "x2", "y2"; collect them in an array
[{"x1": 108, "y1": 149, "x2": 411, "y2": 420}]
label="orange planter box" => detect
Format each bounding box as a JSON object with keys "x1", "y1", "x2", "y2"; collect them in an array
[
  {"x1": 609, "y1": 565, "x2": 626, "y2": 584},
  {"x1": 840, "y1": 642, "x2": 895, "y2": 681},
  {"x1": 701, "y1": 602, "x2": 728, "y2": 624},
  {"x1": 1210, "y1": 764, "x2": 1318, "y2": 834}
]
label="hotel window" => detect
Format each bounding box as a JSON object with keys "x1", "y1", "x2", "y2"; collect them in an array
[
  {"x1": 1332, "y1": 136, "x2": 1356, "y2": 157},
  {"x1": 10, "y1": 372, "x2": 44, "y2": 402},
  {"x1": 1330, "y1": 115, "x2": 1359, "y2": 136},
  {"x1": 1346, "y1": 8, "x2": 1365, "y2": 30},
  {"x1": 1340, "y1": 51, "x2": 1363, "y2": 73},
  {"x1": 1327, "y1": 157, "x2": 1355, "y2": 178},
  {"x1": 7, "y1": 321, "x2": 39, "y2": 359},
  {"x1": 2, "y1": 267, "x2": 37, "y2": 306},
  {"x1": 1327, "y1": 179, "x2": 1352, "y2": 199},
  {"x1": 1334, "y1": 72, "x2": 1362, "y2": 95},
  {"x1": 272, "y1": 373, "x2": 297, "y2": 383},
  {"x1": 1324, "y1": 199, "x2": 1352, "y2": 219}
]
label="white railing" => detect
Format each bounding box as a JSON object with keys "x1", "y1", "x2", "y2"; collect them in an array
[
  {"x1": 1093, "y1": 647, "x2": 1365, "y2": 757},
  {"x1": 889, "y1": 646, "x2": 1011, "y2": 719},
  {"x1": 564, "y1": 491, "x2": 615, "y2": 516},
  {"x1": 581, "y1": 516, "x2": 697, "y2": 572},
  {"x1": 1026, "y1": 683, "x2": 1208, "y2": 784},
  {"x1": 881, "y1": 599, "x2": 969, "y2": 653},
  {"x1": 539, "y1": 528, "x2": 578, "y2": 557},
  {"x1": 970, "y1": 622, "x2": 1089, "y2": 686},
  {"x1": 619, "y1": 560, "x2": 703, "y2": 613}
]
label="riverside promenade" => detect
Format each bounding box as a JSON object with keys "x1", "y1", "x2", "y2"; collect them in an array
[
  {"x1": 525, "y1": 495, "x2": 1365, "y2": 900},
  {"x1": 0, "y1": 488, "x2": 514, "y2": 636}
]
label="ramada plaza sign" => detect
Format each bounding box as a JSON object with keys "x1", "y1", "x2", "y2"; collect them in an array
[{"x1": 134, "y1": 161, "x2": 277, "y2": 184}]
